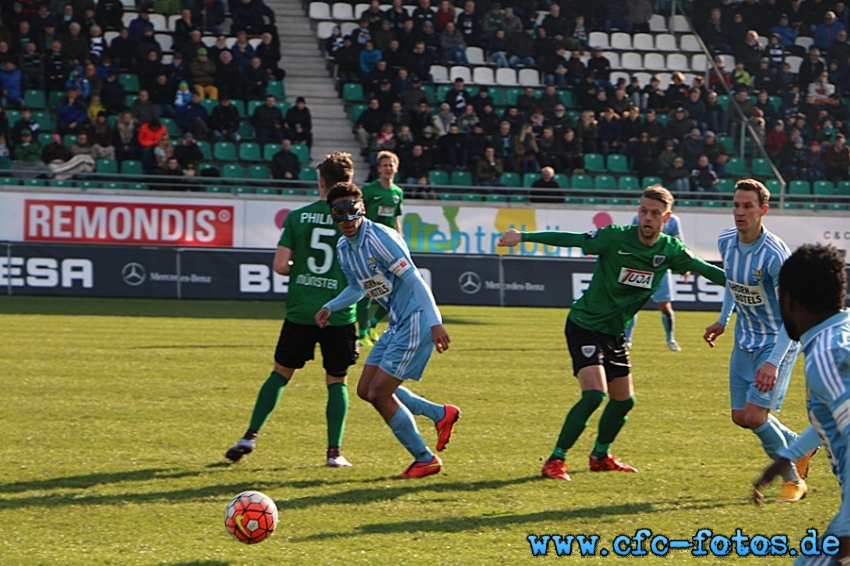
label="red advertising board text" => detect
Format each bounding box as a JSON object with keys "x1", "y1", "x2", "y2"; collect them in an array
[{"x1": 24, "y1": 200, "x2": 235, "y2": 246}]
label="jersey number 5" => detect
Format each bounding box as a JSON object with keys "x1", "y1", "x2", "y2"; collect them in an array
[{"x1": 307, "y1": 228, "x2": 336, "y2": 275}]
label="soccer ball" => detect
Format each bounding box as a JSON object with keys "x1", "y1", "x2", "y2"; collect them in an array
[{"x1": 224, "y1": 491, "x2": 279, "y2": 544}]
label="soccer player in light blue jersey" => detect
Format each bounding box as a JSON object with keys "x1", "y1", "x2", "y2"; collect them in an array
[
  {"x1": 315, "y1": 181, "x2": 460, "y2": 479},
  {"x1": 704, "y1": 179, "x2": 814, "y2": 503},
  {"x1": 624, "y1": 212, "x2": 687, "y2": 352},
  {"x1": 754, "y1": 244, "x2": 848, "y2": 564}
]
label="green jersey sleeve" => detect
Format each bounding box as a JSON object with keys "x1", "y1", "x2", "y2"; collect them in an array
[{"x1": 278, "y1": 213, "x2": 294, "y2": 249}]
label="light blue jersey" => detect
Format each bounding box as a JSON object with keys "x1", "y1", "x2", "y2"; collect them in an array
[
  {"x1": 717, "y1": 227, "x2": 791, "y2": 350},
  {"x1": 324, "y1": 219, "x2": 442, "y2": 380},
  {"x1": 631, "y1": 213, "x2": 683, "y2": 303},
  {"x1": 793, "y1": 310, "x2": 850, "y2": 565}
]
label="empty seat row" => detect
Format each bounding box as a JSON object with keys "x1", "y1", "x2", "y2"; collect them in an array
[
  {"x1": 430, "y1": 65, "x2": 542, "y2": 87},
  {"x1": 588, "y1": 32, "x2": 703, "y2": 53}
]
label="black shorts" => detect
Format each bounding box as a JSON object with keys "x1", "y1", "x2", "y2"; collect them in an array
[
  {"x1": 565, "y1": 317, "x2": 631, "y2": 381},
  {"x1": 274, "y1": 320, "x2": 359, "y2": 377}
]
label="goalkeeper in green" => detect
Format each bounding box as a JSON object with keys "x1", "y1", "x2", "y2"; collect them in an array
[{"x1": 498, "y1": 186, "x2": 727, "y2": 480}]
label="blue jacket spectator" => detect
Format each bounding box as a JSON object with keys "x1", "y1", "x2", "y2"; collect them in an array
[
  {"x1": 0, "y1": 61, "x2": 23, "y2": 107},
  {"x1": 56, "y1": 90, "x2": 89, "y2": 134},
  {"x1": 772, "y1": 16, "x2": 798, "y2": 48},
  {"x1": 128, "y1": 12, "x2": 154, "y2": 43},
  {"x1": 814, "y1": 11, "x2": 846, "y2": 50},
  {"x1": 359, "y1": 41, "x2": 383, "y2": 74}
]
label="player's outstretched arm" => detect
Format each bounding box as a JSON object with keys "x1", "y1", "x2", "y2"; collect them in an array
[
  {"x1": 497, "y1": 229, "x2": 523, "y2": 247},
  {"x1": 499, "y1": 229, "x2": 589, "y2": 248},
  {"x1": 432, "y1": 324, "x2": 450, "y2": 353}
]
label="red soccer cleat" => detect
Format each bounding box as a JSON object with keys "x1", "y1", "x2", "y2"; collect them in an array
[
  {"x1": 435, "y1": 405, "x2": 461, "y2": 452},
  {"x1": 399, "y1": 455, "x2": 442, "y2": 478},
  {"x1": 589, "y1": 454, "x2": 638, "y2": 473},
  {"x1": 541, "y1": 458, "x2": 571, "y2": 481}
]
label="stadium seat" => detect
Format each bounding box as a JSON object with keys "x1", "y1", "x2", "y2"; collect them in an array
[
  {"x1": 451, "y1": 170, "x2": 473, "y2": 186},
  {"x1": 717, "y1": 178, "x2": 735, "y2": 193},
  {"x1": 466, "y1": 46, "x2": 485, "y2": 65},
  {"x1": 238, "y1": 142, "x2": 263, "y2": 162},
  {"x1": 518, "y1": 69, "x2": 541, "y2": 86},
  {"x1": 679, "y1": 34, "x2": 701, "y2": 52},
  {"x1": 247, "y1": 100, "x2": 263, "y2": 116},
  {"x1": 62, "y1": 134, "x2": 76, "y2": 146},
  {"x1": 266, "y1": 81, "x2": 286, "y2": 99},
  {"x1": 349, "y1": 103, "x2": 367, "y2": 122},
  {"x1": 222, "y1": 164, "x2": 244, "y2": 179},
  {"x1": 24, "y1": 89, "x2": 46, "y2": 109},
  {"x1": 200, "y1": 98, "x2": 218, "y2": 114},
  {"x1": 785, "y1": 55, "x2": 803, "y2": 74},
  {"x1": 691, "y1": 54, "x2": 709, "y2": 72},
  {"x1": 300, "y1": 166, "x2": 318, "y2": 182},
  {"x1": 214, "y1": 142, "x2": 238, "y2": 161},
  {"x1": 837, "y1": 180, "x2": 850, "y2": 195},
  {"x1": 641, "y1": 176, "x2": 662, "y2": 188},
  {"x1": 505, "y1": 87, "x2": 524, "y2": 106},
  {"x1": 621, "y1": 53, "x2": 643, "y2": 70},
  {"x1": 486, "y1": 194, "x2": 509, "y2": 202},
  {"x1": 554, "y1": 173, "x2": 569, "y2": 187},
  {"x1": 523, "y1": 172, "x2": 541, "y2": 187},
  {"x1": 765, "y1": 179, "x2": 782, "y2": 194},
  {"x1": 48, "y1": 90, "x2": 65, "y2": 109},
  {"x1": 751, "y1": 158, "x2": 773, "y2": 177},
  {"x1": 256, "y1": 187, "x2": 279, "y2": 195},
  {"x1": 429, "y1": 170, "x2": 449, "y2": 185},
  {"x1": 726, "y1": 157, "x2": 748, "y2": 176},
  {"x1": 588, "y1": 31, "x2": 609, "y2": 49},
  {"x1": 120, "y1": 159, "x2": 143, "y2": 175},
  {"x1": 648, "y1": 14, "x2": 666, "y2": 32},
  {"x1": 583, "y1": 153, "x2": 605, "y2": 173},
  {"x1": 632, "y1": 33, "x2": 654, "y2": 51},
  {"x1": 558, "y1": 90, "x2": 577, "y2": 108},
  {"x1": 594, "y1": 175, "x2": 616, "y2": 190},
  {"x1": 495, "y1": 68, "x2": 518, "y2": 87},
  {"x1": 263, "y1": 143, "x2": 281, "y2": 161},
  {"x1": 127, "y1": 183, "x2": 148, "y2": 190},
  {"x1": 37, "y1": 132, "x2": 52, "y2": 146},
  {"x1": 666, "y1": 54, "x2": 688, "y2": 72},
  {"x1": 655, "y1": 33, "x2": 677, "y2": 51},
  {"x1": 430, "y1": 65, "x2": 449, "y2": 83},
  {"x1": 196, "y1": 141, "x2": 212, "y2": 160},
  {"x1": 119, "y1": 73, "x2": 140, "y2": 93},
  {"x1": 610, "y1": 32, "x2": 632, "y2": 50},
  {"x1": 231, "y1": 100, "x2": 246, "y2": 118},
  {"x1": 644, "y1": 53, "x2": 666, "y2": 71},
  {"x1": 812, "y1": 180, "x2": 835, "y2": 195},
  {"x1": 619, "y1": 175, "x2": 640, "y2": 191},
  {"x1": 332, "y1": 2, "x2": 354, "y2": 20},
  {"x1": 102, "y1": 181, "x2": 125, "y2": 189},
  {"x1": 501, "y1": 172, "x2": 521, "y2": 188},
  {"x1": 472, "y1": 67, "x2": 496, "y2": 86},
  {"x1": 248, "y1": 165, "x2": 270, "y2": 179},
  {"x1": 606, "y1": 154, "x2": 629, "y2": 173},
  {"x1": 291, "y1": 144, "x2": 311, "y2": 164},
  {"x1": 96, "y1": 158, "x2": 118, "y2": 173},
  {"x1": 206, "y1": 186, "x2": 227, "y2": 193},
  {"x1": 671, "y1": 14, "x2": 690, "y2": 32},
  {"x1": 161, "y1": 117, "x2": 180, "y2": 138},
  {"x1": 342, "y1": 83, "x2": 364, "y2": 102},
  {"x1": 231, "y1": 187, "x2": 253, "y2": 194},
  {"x1": 449, "y1": 66, "x2": 472, "y2": 83},
  {"x1": 570, "y1": 174, "x2": 593, "y2": 190},
  {"x1": 309, "y1": 1, "x2": 330, "y2": 19}
]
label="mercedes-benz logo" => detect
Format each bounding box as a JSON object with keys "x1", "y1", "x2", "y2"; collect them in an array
[
  {"x1": 458, "y1": 271, "x2": 481, "y2": 295},
  {"x1": 121, "y1": 262, "x2": 146, "y2": 286}
]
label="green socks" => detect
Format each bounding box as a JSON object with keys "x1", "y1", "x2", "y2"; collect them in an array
[
  {"x1": 248, "y1": 370, "x2": 289, "y2": 432},
  {"x1": 326, "y1": 382, "x2": 349, "y2": 449},
  {"x1": 370, "y1": 305, "x2": 388, "y2": 328},
  {"x1": 592, "y1": 397, "x2": 637, "y2": 459},
  {"x1": 550, "y1": 390, "x2": 607, "y2": 461}
]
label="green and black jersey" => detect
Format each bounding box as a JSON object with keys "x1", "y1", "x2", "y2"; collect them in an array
[{"x1": 360, "y1": 179, "x2": 403, "y2": 229}]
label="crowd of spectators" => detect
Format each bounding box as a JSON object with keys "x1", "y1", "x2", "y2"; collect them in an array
[
  {"x1": 0, "y1": 0, "x2": 309, "y2": 185},
  {"x1": 330, "y1": 0, "x2": 850, "y2": 197}
]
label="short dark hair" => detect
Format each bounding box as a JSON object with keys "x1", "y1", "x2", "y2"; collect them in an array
[
  {"x1": 779, "y1": 244, "x2": 846, "y2": 314},
  {"x1": 327, "y1": 181, "x2": 362, "y2": 205},
  {"x1": 642, "y1": 185, "x2": 674, "y2": 209},
  {"x1": 734, "y1": 178, "x2": 770, "y2": 207},
  {"x1": 317, "y1": 152, "x2": 354, "y2": 186}
]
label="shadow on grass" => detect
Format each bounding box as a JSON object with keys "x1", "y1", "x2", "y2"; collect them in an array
[
  {"x1": 295, "y1": 498, "x2": 736, "y2": 539},
  {"x1": 167, "y1": 562, "x2": 232, "y2": 566},
  {"x1": 0, "y1": 468, "x2": 208, "y2": 494}
]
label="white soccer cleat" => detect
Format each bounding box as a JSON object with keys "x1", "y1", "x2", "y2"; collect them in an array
[
  {"x1": 667, "y1": 340, "x2": 682, "y2": 352},
  {"x1": 327, "y1": 455, "x2": 353, "y2": 467}
]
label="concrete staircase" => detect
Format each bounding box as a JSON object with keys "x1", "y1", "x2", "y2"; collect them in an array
[{"x1": 264, "y1": 0, "x2": 368, "y2": 184}]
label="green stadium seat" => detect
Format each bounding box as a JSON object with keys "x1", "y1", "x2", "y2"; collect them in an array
[
  {"x1": 32, "y1": 111, "x2": 52, "y2": 130},
  {"x1": 200, "y1": 98, "x2": 219, "y2": 114},
  {"x1": 788, "y1": 180, "x2": 811, "y2": 195},
  {"x1": 558, "y1": 90, "x2": 577, "y2": 108},
  {"x1": 277, "y1": 102, "x2": 291, "y2": 115},
  {"x1": 196, "y1": 141, "x2": 212, "y2": 160},
  {"x1": 563, "y1": 196, "x2": 581, "y2": 204},
  {"x1": 765, "y1": 179, "x2": 782, "y2": 194},
  {"x1": 523, "y1": 172, "x2": 541, "y2": 187},
  {"x1": 641, "y1": 176, "x2": 662, "y2": 189},
  {"x1": 232, "y1": 187, "x2": 253, "y2": 194},
  {"x1": 726, "y1": 157, "x2": 748, "y2": 176},
  {"x1": 678, "y1": 199, "x2": 699, "y2": 207},
  {"x1": 231, "y1": 100, "x2": 246, "y2": 118},
  {"x1": 306, "y1": 188, "x2": 320, "y2": 196},
  {"x1": 24, "y1": 89, "x2": 46, "y2": 109},
  {"x1": 619, "y1": 175, "x2": 640, "y2": 191},
  {"x1": 48, "y1": 90, "x2": 65, "y2": 109},
  {"x1": 594, "y1": 175, "x2": 616, "y2": 190},
  {"x1": 828, "y1": 203, "x2": 849, "y2": 210},
  {"x1": 485, "y1": 194, "x2": 509, "y2": 202},
  {"x1": 717, "y1": 94, "x2": 730, "y2": 111},
  {"x1": 553, "y1": 173, "x2": 569, "y2": 187},
  {"x1": 505, "y1": 87, "x2": 524, "y2": 106},
  {"x1": 160, "y1": 117, "x2": 180, "y2": 138},
  {"x1": 461, "y1": 193, "x2": 480, "y2": 201},
  {"x1": 102, "y1": 182, "x2": 125, "y2": 189},
  {"x1": 96, "y1": 158, "x2": 118, "y2": 174},
  {"x1": 37, "y1": 132, "x2": 52, "y2": 146},
  {"x1": 214, "y1": 141, "x2": 238, "y2": 161},
  {"x1": 428, "y1": 170, "x2": 449, "y2": 185},
  {"x1": 291, "y1": 144, "x2": 311, "y2": 164},
  {"x1": 510, "y1": 194, "x2": 529, "y2": 203},
  {"x1": 717, "y1": 135, "x2": 733, "y2": 153},
  {"x1": 570, "y1": 174, "x2": 592, "y2": 190},
  {"x1": 702, "y1": 199, "x2": 724, "y2": 207},
  {"x1": 222, "y1": 164, "x2": 244, "y2": 178},
  {"x1": 813, "y1": 180, "x2": 835, "y2": 195},
  {"x1": 6, "y1": 109, "x2": 20, "y2": 123},
  {"x1": 451, "y1": 170, "x2": 473, "y2": 186},
  {"x1": 119, "y1": 73, "x2": 140, "y2": 92},
  {"x1": 206, "y1": 186, "x2": 227, "y2": 193},
  {"x1": 263, "y1": 143, "x2": 281, "y2": 161},
  {"x1": 436, "y1": 85, "x2": 452, "y2": 101},
  {"x1": 266, "y1": 80, "x2": 286, "y2": 99},
  {"x1": 349, "y1": 103, "x2": 367, "y2": 122},
  {"x1": 488, "y1": 89, "x2": 505, "y2": 107},
  {"x1": 77, "y1": 180, "x2": 100, "y2": 189},
  {"x1": 128, "y1": 183, "x2": 149, "y2": 190},
  {"x1": 584, "y1": 197, "x2": 602, "y2": 205},
  {"x1": 583, "y1": 153, "x2": 605, "y2": 173},
  {"x1": 751, "y1": 157, "x2": 773, "y2": 177},
  {"x1": 342, "y1": 82, "x2": 364, "y2": 102},
  {"x1": 300, "y1": 166, "x2": 318, "y2": 182},
  {"x1": 838, "y1": 180, "x2": 850, "y2": 195},
  {"x1": 247, "y1": 99, "x2": 263, "y2": 116},
  {"x1": 125, "y1": 95, "x2": 137, "y2": 107},
  {"x1": 62, "y1": 134, "x2": 76, "y2": 147},
  {"x1": 717, "y1": 178, "x2": 735, "y2": 193},
  {"x1": 656, "y1": 113, "x2": 669, "y2": 127},
  {"x1": 120, "y1": 160, "x2": 143, "y2": 175},
  {"x1": 606, "y1": 154, "x2": 630, "y2": 173},
  {"x1": 247, "y1": 164, "x2": 270, "y2": 179},
  {"x1": 257, "y1": 187, "x2": 279, "y2": 195},
  {"x1": 49, "y1": 179, "x2": 74, "y2": 187},
  {"x1": 238, "y1": 142, "x2": 263, "y2": 162},
  {"x1": 500, "y1": 172, "x2": 521, "y2": 188}
]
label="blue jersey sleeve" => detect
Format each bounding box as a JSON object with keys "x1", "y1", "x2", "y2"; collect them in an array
[{"x1": 323, "y1": 248, "x2": 366, "y2": 313}]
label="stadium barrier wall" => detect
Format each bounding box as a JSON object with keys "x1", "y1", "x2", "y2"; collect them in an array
[{"x1": 2, "y1": 188, "x2": 849, "y2": 263}]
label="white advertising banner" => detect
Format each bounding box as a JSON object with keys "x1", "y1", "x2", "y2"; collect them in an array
[{"x1": 1, "y1": 189, "x2": 848, "y2": 261}]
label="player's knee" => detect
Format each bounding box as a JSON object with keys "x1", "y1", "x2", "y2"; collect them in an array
[
  {"x1": 583, "y1": 389, "x2": 607, "y2": 411},
  {"x1": 356, "y1": 381, "x2": 371, "y2": 402},
  {"x1": 616, "y1": 396, "x2": 636, "y2": 413},
  {"x1": 743, "y1": 412, "x2": 768, "y2": 430},
  {"x1": 731, "y1": 412, "x2": 749, "y2": 429}
]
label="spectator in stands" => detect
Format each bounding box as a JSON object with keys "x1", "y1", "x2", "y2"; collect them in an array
[
  {"x1": 754, "y1": 57, "x2": 782, "y2": 94},
  {"x1": 175, "y1": 91, "x2": 210, "y2": 141},
  {"x1": 576, "y1": 109, "x2": 599, "y2": 153},
  {"x1": 231, "y1": 0, "x2": 276, "y2": 37},
  {"x1": 189, "y1": 48, "x2": 217, "y2": 99},
  {"x1": 603, "y1": 0, "x2": 631, "y2": 33},
  {"x1": 485, "y1": 28, "x2": 510, "y2": 68},
  {"x1": 179, "y1": 29, "x2": 204, "y2": 63},
  {"x1": 555, "y1": 127, "x2": 583, "y2": 173},
  {"x1": 172, "y1": 8, "x2": 195, "y2": 51},
  {"x1": 529, "y1": 166, "x2": 563, "y2": 203},
  {"x1": 440, "y1": 122, "x2": 468, "y2": 170},
  {"x1": 109, "y1": 28, "x2": 136, "y2": 72},
  {"x1": 138, "y1": 48, "x2": 164, "y2": 92},
  {"x1": 42, "y1": 132, "x2": 95, "y2": 178},
  {"x1": 127, "y1": 10, "x2": 153, "y2": 43},
  {"x1": 597, "y1": 107, "x2": 622, "y2": 156},
  {"x1": 0, "y1": 135, "x2": 10, "y2": 170},
  {"x1": 12, "y1": 128, "x2": 40, "y2": 161},
  {"x1": 809, "y1": 70, "x2": 838, "y2": 104},
  {"x1": 440, "y1": 22, "x2": 469, "y2": 65},
  {"x1": 541, "y1": 3, "x2": 568, "y2": 37},
  {"x1": 270, "y1": 137, "x2": 300, "y2": 181},
  {"x1": 609, "y1": 87, "x2": 631, "y2": 117},
  {"x1": 442, "y1": 76, "x2": 471, "y2": 116},
  {"x1": 475, "y1": 146, "x2": 505, "y2": 187},
  {"x1": 385, "y1": 0, "x2": 412, "y2": 31},
  {"x1": 406, "y1": 98, "x2": 431, "y2": 138},
  {"x1": 701, "y1": 90, "x2": 726, "y2": 136},
  {"x1": 56, "y1": 86, "x2": 88, "y2": 134},
  {"x1": 481, "y1": 2, "x2": 504, "y2": 42},
  {"x1": 333, "y1": 36, "x2": 360, "y2": 86},
  {"x1": 502, "y1": 6, "x2": 523, "y2": 36},
  {"x1": 766, "y1": 33, "x2": 787, "y2": 68},
  {"x1": 662, "y1": 154, "x2": 689, "y2": 192},
  {"x1": 829, "y1": 29, "x2": 850, "y2": 65},
  {"x1": 206, "y1": 96, "x2": 238, "y2": 142},
  {"x1": 231, "y1": 31, "x2": 255, "y2": 73},
  {"x1": 507, "y1": 25, "x2": 535, "y2": 69},
  {"x1": 96, "y1": 0, "x2": 124, "y2": 31},
  {"x1": 418, "y1": 124, "x2": 440, "y2": 164},
  {"x1": 730, "y1": 59, "x2": 752, "y2": 92},
  {"x1": 0, "y1": 60, "x2": 22, "y2": 108},
  {"x1": 681, "y1": 88, "x2": 706, "y2": 133},
  {"x1": 478, "y1": 102, "x2": 500, "y2": 136},
  {"x1": 703, "y1": 8, "x2": 731, "y2": 55},
  {"x1": 806, "y1": 140, "x2": 824, "y2": 182},
  {"x1": 359, "y1": 40, "x2": 382, "y2": 76},
  {"x1": 456, "y1": 0, "x2": 480, "y2": 47},
  {"x1": 355, "y1": 97, "x2": 385, "y2": 154},
  {"x1": 664, "y1": 72, "x2": 689, "y2": 111},
  {"x1": 239, "y1": 57, "x2": 266, "y2": 101},
  {"x1": 45, "y1": 39, "x2": 69, "y2": 92},
  {"x1": 680, "y1": 128, "x2": 703, "y2": 169},
  {"x1": 153, "y1": 133, "x2": 173, "y2": 168},
  {"x1": 765, "y1": 119, "x2": 787, "y2": 162},
  {"x1": 214, "y1": 50, "x2": 244, "y2": 102},
  {"x1": 815, "y1": 11, "x2": 846, "y2": 51},
  {"x1": 456, "y1": 104, "x2": 479, "y2": 133},
  {"x1": 465, "y1": 122, "x2": 488, "y2": 167},
  {"x1": 400, "y1": 143, "x2": 434, "y2": 195},
  {"x1": 61, "y1": 22, "x2": 89, "y2": 63},
  {"x1": 700, "y1": 130, "x2": 728, "y2": 176},
  {"x1": 70, "y1": 131, "x2": 97, "y2": 160},
  {"x1": 626, "y1": 0, "x2": 652, "y2": 33},
  {"x1": 90, "y1": 111, "x2": 116, "y2": 159},
  {"x1": 824, "y1": 132, "x2": 850, "y2": 183},
  {"x1": 514, "y1": 122, "x2": 539, "y2": 174},
  {"x1": 413, "y1": 0, "x2": 437, "y2": 32},
  {"x1": 665, "y1": 106, "x2": 694, "y2": 146},
  {"x1": 284, "y1": 97, "x2": 312, "y2": 148},
  {"x1": 546, "y1": 102, "x2": 571, "y2": 134},
  {"x1": 690, "y1": 154, "x2": 719, "y2": 195},
  {"x1": 173, "y1": 132, "x2": 203, "y2": 170},
  {"x1": 250, "y1": 93, "x2": 284, "y2": 146},
  {"x1": 113, "y1": 110, "x2": 139, "y2": 162},
  {"x1": 395, "y1": 123, "x2": 415, "y2": 156},
  {"x1": 492, "y1": 120, "x2": 514, "y2": 169},
  {"x1": 199, "y1": 0, "x2": 226, "y2": 34},
  {"x1": 18, "y1": 41, "x2": 42, "y2": 91},
  {"x1": 799, "y1": 47, "x2": 827, "y2": 90},
  {"x1": 372, "y1": 20, "x2": 395, "y2": 54},
  {"x1": 628, "y1": 131, "x2": 658, "y2": 178},
  {"x1": 431, "y1": 102, "x2": 455, "y2": 136},
  {"x1": 129, "y1": 89, "x2": 157, "y2": 123}
]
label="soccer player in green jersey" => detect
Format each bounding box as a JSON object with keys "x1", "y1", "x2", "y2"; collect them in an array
[
  {"x1": 357, "y1": 150, "x2": 404, "y2": 347},
  {"x1": 225, "y1": 152, "x2": 360, "y2": 468},
  {"x1": 498, "y1": 186, "x2": 727, "y2": 481}
]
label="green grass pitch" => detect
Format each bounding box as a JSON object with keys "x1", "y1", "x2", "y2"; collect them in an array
[{"x1": 0, "y1": 297, "x2": 838, "y2": 565}]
